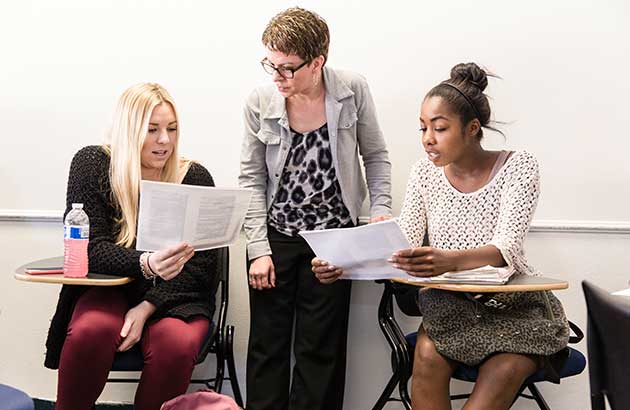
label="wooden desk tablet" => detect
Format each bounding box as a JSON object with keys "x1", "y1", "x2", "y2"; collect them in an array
[
  {"x1": 15, "y1": 256, "x2": 133, "y2": 286},
  {"x1": 392, "y1": 275, "x2": 568, "y2": 293}
]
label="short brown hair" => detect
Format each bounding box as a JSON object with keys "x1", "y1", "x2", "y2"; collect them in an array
[{"x1": 262, "y1": 7, "x2": 330, "y2": 64}]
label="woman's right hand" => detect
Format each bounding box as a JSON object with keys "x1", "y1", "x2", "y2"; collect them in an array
[
  {"x1": 147, "y1": 242, "x2": 195, "y2": 281},
  {"x1": 311, "y1": 258, "x2": 344, "y2": 284},
  {"x1": 249, "y1": 255, "x2": 276, "y2": 290}
]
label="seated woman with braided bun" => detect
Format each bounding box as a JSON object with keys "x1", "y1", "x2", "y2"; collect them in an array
[
  {"x1": 45, "y1": 83, "x2": 217, "y2": 410},
  {"x1": 313, "y1": 63, "x2": 570, "y2": 410}
]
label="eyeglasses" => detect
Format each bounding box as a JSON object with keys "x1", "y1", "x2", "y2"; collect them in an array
[{"x1": 260, "y1": 58, "x2": 308, "y2": 79}]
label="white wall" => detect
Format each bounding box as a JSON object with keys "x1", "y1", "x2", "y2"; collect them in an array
[{"x1": 2, "y1": 1, "x2": 629, "y2": 409}]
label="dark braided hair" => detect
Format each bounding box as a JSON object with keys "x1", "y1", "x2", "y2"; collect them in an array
[{"x1": 426, "y1": 63, "x2": 503, "y2": 139}]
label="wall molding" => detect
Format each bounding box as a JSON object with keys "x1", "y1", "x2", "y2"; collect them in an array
[
  {"x1": 356, "y1": 216, "x2": 630, "y2": 235},
  {"x1": 2, "y1": 209, "x2": 630, "y2": 234},
  {"x1": 528, "y1": 220, "x2": 630, "y2": 234},
  {"x1": 0, "y1": 209, "x2": 63, "y2": 223}
]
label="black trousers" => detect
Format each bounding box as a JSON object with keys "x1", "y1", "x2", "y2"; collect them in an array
[{"x1": 246, "y1": 226, "x2": 352, "y2": 410}]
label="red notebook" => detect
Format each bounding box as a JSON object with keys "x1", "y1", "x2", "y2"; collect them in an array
[{"x1": 25, "y1": 264, "x2": 64, "y2": 275}]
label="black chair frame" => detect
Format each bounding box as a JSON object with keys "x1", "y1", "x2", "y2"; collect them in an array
[
  {"x1": 372, "y1": 280, "x2": 583, "y2": 410},
  {"x1": 105, "y1": 247, "x2": 243, "y2": 407},
  {"x1": 582, "y1": 280, "x2": 630, "y2": 410}
]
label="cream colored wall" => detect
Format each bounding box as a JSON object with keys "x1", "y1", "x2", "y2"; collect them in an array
[{"x1": 2, "y1": 1, "x2": 629, "y2": 409}]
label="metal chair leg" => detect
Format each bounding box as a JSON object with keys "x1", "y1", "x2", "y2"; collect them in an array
[
  {"x1": 374, "y1": 282, "x2": 415, "y2": 410},
  {"x1": 399, "y1": 382, "x2": 412, "y2": 410},
  {"x1": 371, "y1": 369, "x2": 402, "y2": 410},
  {"x1": 528, "y1": 383, "x2": 552, "y2": 410},
  {"x1": 590, "y1": 393, "x2": 606, "y2": 410},
  {"x1": 397, "y1": 355, "x2": 412, "y2": 410},
  {"x1": 213, "y1": 332, "x2": 226, "y2": 393},
  {"x1": 225, "y1": 325, "x2": 244, "y2": 407}
]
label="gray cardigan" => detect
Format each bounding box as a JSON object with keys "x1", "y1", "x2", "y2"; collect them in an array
[{"x1": 239, "y1": 66, "x2": 392, "y2": 260}]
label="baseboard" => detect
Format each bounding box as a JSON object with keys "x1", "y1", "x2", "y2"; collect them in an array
[{"x1": 34, "y1": 399, "x2": 133, "y2": 410}]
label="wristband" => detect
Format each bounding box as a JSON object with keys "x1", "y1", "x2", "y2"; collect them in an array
[{"x1": 140, "y1": 252, "x2": 157, "y2": 285}]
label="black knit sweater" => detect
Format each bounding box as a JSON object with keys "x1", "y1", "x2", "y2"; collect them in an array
[{"x1": 44, "y1": 145, "x2": 218, "y2": 369}]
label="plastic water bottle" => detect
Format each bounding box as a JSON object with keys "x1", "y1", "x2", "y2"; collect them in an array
[{"x1": 63, "y1": 203, "x2": 89, "y2": 277}]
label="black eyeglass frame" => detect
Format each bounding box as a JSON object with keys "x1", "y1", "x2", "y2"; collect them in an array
[{"x1": 260, "y1": 58, "x2": 309, "y2": 79}]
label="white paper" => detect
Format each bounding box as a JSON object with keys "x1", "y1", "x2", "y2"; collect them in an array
[
  {"x1": 407, "y1": 265, "x2": 515, "y2": 285},
  {"x1": 298, "y1": 220, "x2": 414, "y2": 280},
  {"x1": 136, "y1": 181, "x2": 252, "y2": 251}
]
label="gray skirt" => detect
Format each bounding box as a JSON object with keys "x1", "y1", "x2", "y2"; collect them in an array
[{"x1": 417, "y1": 288, "x2": 570, "y2": 367}]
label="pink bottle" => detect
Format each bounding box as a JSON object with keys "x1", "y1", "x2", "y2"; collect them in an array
[{"x1": 63, "y1": 203, "x2": 89, "y2": 278}]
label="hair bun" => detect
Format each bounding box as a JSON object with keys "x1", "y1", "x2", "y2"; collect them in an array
[{"x1": 450, "y1": 63, "x2": 488, "y2": 92}]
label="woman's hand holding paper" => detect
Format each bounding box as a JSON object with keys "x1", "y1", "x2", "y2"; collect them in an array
[
  {"x1": 147, "y1": 242, "x2": 195, "y2": 281},
  {"x1": 311, "y1": 258, "x2": 344, "y2": 284},
  {"x1": 389, "y1": 247, "x2": 458, "y2": 277}
]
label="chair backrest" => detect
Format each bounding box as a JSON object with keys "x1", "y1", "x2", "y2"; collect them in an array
[
  {"x1": 391, "y1": 282, "x2": 422, "y2": 317},
  {"x1": 582, "y1": 280, "x2": 630, "y2": 410},
  {"x1": 196, "y1": 246, "x2": 229, "y2": 363}
]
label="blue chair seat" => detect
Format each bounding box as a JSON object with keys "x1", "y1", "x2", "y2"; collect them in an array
[
  {"x1": 404, "y1": 332, "x2": 586, "y2": 384},
  {"x1": 111, "y1": 322, "x2": 216, "y2": 371},
  {"x1": 0, "y1": 384, "x2": 34, "y2": 410}
]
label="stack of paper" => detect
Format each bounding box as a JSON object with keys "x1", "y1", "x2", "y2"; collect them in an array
[{"x1": 408, "y1": 265, "x2": 515, "y2": 285}]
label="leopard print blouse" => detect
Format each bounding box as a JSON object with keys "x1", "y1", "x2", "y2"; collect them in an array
[{"x1": 268, "y1": 123, "x2": 352, "y2": 236}]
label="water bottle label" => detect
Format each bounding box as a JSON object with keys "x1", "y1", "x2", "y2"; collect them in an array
[{"x1": 64, "y1": 225, "x2": 89, "y2": 239}]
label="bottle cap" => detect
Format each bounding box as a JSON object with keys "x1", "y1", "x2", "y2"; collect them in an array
[{"x1": 71, "y1": 203, "x2": 84, "y2": 209}]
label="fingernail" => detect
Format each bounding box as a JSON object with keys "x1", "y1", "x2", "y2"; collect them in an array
[
  {"x1": 328, "y1": 266, "x2": 336, "y2": 270},
  {"x1": 387, "y1": 258, "x2": 394, "y2": 262},
  {"x1": 393, "y1": 264, "x2": 400, "y2": 268}
]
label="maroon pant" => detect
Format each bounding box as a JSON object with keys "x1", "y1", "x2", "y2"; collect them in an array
[{"x1": 55, "y1": 287, "x2": 209, "y2": 410}]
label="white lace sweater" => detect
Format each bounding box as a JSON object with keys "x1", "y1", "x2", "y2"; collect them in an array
[{"x1": 398, "y1": 150, "x2": 540, "y2": 276}]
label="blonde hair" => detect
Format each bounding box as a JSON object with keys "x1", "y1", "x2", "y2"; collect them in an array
[
  {"x1": 262, "y1": 7, "x2": 330, "y2": 64},
  {"x1": 104, "y1": 83, "x2": 192, "y2": 248}
]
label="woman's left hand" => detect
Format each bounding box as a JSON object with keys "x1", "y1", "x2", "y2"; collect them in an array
[
  {"x1": 118, "y1": 301, "x2": 156, "y2": 352},
  {"x1": 389, "y1": 247, "x2": 458, "y2": 277}
]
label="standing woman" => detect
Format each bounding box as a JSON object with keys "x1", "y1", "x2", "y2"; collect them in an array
[
  {"x1": 313, "y1": 63, "x2": 570, "y2": 410},
  {"x1": 46, "y1": 83, "x2": 217, "y2": 410},
  {"x1": 239, "y1": 7, "x2": 392, "y2": 410}
]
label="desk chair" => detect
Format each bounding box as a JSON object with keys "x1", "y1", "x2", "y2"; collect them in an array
[
  {"x1": 0, "y1": 384, "x2": 34, "y2": 410},
  {"x1": 582, "y1": 280, "x2": 630, "y2": 410},
  {"x1": 104, "y1": 247, "x2": 243, "y2": 407},
  {"x1": 373, "y1": 280, "x2": 586, "y2": 410}
]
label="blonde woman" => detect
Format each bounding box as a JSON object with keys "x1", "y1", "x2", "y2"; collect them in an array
[
  {"x1": 239, "y1": 7, "x2": 391, "y2": 410},
  {"x1": 45, "y1": 83, "x2": 216, "y2": 410}
]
